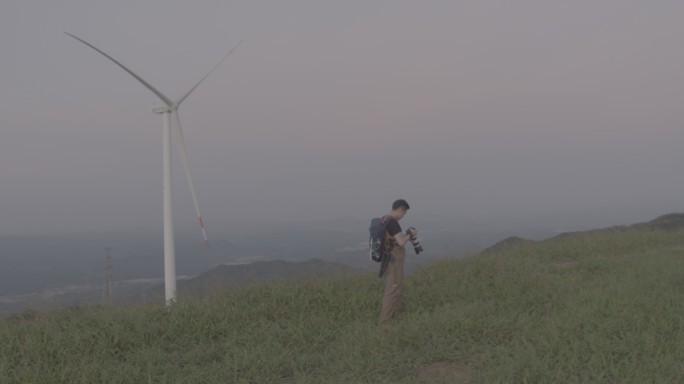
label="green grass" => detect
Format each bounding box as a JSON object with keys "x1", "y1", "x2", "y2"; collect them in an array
[{"x1": 3, "y1": 226, "x2": 684, "y2": 383}]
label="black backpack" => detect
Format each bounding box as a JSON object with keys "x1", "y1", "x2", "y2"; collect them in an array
[
  {"x1": 369, "y1": 217, "x2": 387, "y2": 262},
  {"x1": 369, "y1": 217, "x2": 393, "y2": 277}
]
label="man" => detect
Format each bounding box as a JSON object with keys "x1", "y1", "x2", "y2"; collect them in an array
[{"x1": 378, "y1": 199, "x2": 417, "y2": 328}]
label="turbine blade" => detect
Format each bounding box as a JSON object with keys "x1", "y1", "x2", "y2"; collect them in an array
[
  {"x1": 64, "y1": 31, "x2": 174, "y2": 107},
  {"x1": 175, "y1": 40, "x2": 242, "y2": 107},
  {"x1": 172, "y1": 110, "x2": 209, "y2": 246}
]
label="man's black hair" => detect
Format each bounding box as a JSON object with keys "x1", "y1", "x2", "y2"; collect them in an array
[{"x1": 392, "y1": 199, "x2": 410, "y2": 211}]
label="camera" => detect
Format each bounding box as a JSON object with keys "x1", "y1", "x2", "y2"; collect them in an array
[{"x1": 406, "y1": 227, "x2": 423, "y2": 254}]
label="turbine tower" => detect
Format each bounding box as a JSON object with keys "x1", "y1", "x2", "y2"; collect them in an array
[
  {"x1": 65, "y1": 32, "x2": 239, "y2": 304},
  {"x1": 102, "y1": 246, "x2": 113, "y2": 306}
]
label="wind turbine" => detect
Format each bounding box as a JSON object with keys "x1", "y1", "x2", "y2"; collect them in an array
[{"x1": 65, "y1": 32, "x2": 239, "y2": 304}]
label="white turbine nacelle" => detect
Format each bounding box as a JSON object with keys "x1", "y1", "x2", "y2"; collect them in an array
[
  {"x1": 153, "y1": 105, "x2": 174, "y2": 114},
  {"x1": 66, "y1": 31, "x2": 239, "y2": 304}
]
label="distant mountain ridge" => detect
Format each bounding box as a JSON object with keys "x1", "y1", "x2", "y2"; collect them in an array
[
  {"x1": 480, "y1": 213, "x2": 684, "y2": 256},
  {"x1": 636, "y1": 213, "x2": 684, "y2": 231}
]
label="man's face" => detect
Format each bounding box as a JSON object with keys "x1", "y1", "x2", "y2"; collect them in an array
[{"x1": 395, "y1": 207, "x2": 407, "y2": 221}]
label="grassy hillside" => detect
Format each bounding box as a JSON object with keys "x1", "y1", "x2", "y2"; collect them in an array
[
  {"x1": 174, "y1": 259, "x2": 366, "y2": 298},
  {"x1": 3, "y1": 216, "x2": 684, "y2": 383}
]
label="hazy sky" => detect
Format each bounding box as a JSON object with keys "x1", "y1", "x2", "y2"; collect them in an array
[{"x1": 2, "y1": 0, "x2": 684, "y2": 234}]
